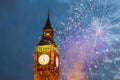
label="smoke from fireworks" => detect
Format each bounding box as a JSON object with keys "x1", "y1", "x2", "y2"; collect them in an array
[{"x1": 54, "y1": 0, "x2": 120, "y2": 80}]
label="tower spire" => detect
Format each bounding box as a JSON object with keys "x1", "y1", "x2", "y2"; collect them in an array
[
  {"x1": 38, "y1": 10, "x2": 54, "y2": 45},
  {"x1": 48, "y1": 9, "x2": 50, "y2": 19},
  {"x1": 43, "y1": 10, "x2": 52, "y2": 30}
]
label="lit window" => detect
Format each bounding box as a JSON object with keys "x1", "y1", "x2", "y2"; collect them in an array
[{"x1": 46, "y1": 33, "x2": 50, "y2": 36}]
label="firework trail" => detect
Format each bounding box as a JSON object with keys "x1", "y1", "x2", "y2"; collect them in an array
[{"x1": 54, "y1": 0, "x2": 120, "y2": 80}]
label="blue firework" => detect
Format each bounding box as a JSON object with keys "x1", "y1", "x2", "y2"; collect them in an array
[{"x1": 54, "y1": 0, "x2": 120, "y2": 80}]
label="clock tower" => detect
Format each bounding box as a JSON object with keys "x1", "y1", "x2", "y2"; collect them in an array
[{"x1": 33, "y1": 12, "x2": 59, "y2": 80}]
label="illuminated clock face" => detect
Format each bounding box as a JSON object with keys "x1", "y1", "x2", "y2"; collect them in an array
[
  {"x1": 38, "y1": 54, "x2": 50, "y2": 65},
  {"x1": 56, "y1": 56, "x2": 59, "y2": 67}
]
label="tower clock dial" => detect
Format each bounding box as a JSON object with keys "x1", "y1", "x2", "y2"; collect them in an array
[
  {"x1": 56, "y1": 56, "x2": 59, "y2": 67},
  {"x1": 38, "y1": 54, "x2": 50, "y2": 65}
]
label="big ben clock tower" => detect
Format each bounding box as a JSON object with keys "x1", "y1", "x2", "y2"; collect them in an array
[{"x1": 33, "y1": 12, "x2": 59, "y2": 80}]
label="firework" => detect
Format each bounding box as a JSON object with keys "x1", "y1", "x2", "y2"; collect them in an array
[{"x1": 54, "y1": 0, "x2": 120, "y2": 80}]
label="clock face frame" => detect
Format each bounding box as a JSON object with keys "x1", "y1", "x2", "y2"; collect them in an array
[
  {"x1": 56, "y1": 56, "x2": 59, "y2": 67},
  {"x1": 38, "y1": 54, "x2": 50, "y2": 65}
]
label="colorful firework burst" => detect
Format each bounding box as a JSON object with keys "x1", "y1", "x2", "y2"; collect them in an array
[{"x1": 54, "y1": 0, "x2": 120, "y2": 80}]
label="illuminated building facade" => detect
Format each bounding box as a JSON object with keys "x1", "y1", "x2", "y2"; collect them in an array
[{"x1": 33, "y1": 12, "x2": 59, "y2": 80}]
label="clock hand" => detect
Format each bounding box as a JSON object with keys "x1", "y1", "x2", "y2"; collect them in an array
[{"x1": 43, "y1": 58, "x2": 45, "y2": 61}]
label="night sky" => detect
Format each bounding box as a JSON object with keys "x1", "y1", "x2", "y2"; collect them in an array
[{"x1": 0, "y1": 0, "x2": 69, "y2": 80}]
